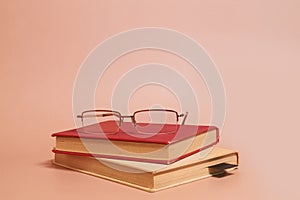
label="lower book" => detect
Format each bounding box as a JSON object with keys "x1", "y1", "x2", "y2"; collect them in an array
[{"x1": 53, "y1": 147, "x2": 239, "y2": 192}]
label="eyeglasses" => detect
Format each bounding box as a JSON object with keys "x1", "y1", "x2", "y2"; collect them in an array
[{"x1": 77, "y1": 109, "x2": 188, "y2": 134}]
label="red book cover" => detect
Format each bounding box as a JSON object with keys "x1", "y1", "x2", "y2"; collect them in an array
[
  {"x1": 52, "y1": 122, "x2": 219, "y2": 144},
  {"x1": 52, "y1": 122, "x2": 219, "y2": 164}
]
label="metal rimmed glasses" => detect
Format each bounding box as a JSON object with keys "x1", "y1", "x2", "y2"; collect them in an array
[{"x1": 77, "y1": 109, "x2": 188, "y2": 134}]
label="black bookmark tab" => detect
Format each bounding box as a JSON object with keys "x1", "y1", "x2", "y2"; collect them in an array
[{"x1": 208, "y1": 163, "x2": 238, "y2": 178}]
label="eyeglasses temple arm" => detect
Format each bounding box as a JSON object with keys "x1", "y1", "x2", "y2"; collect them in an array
[
  {"x1": 77, "y1": 113, "x2": 115, "y2": 118},
  {"x1": 179, "y1": 112, "x2": 188, "y2": 125}
]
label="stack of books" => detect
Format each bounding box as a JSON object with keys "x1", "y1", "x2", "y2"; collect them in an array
[{"x1": 52, "y1": 122, "x2": 238, "y2": 192}]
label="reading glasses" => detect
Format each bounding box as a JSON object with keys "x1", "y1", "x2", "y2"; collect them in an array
[{"x1": 77, "y1": 109, "x2": 188, "y2": 134}]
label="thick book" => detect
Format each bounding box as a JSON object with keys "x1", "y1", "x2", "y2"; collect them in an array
[
  {"x1": 53, "y1": 147, "x2": 239, "y2": 192},
  {"x1": 52, "y1": 122, "x2": 219, "y2": 164}
]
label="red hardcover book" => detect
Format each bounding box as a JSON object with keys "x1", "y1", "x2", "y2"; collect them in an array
[{"x1": 52, "y1": 122, "x2": 219, "y2": 164}]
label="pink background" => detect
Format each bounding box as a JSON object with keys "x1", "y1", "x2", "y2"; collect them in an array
[{"x1": 1, "y1": 0, "x2": 299, "y2": 199}]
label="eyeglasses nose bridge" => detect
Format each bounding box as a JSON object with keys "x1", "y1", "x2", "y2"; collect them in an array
[
  {"x1": 120, "y1": 115, "x2": 135, "y2": 125},
  {"x1": 131, "y1": 116, "x2": 136, "y2": 126}
]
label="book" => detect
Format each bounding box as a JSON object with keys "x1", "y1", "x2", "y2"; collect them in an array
[
  {"x1": 53, "y1": 147, "x2": 239, "y2": 192},
  {"x1": 52, "y1": 122, "x2": 219, "y2": 164}
]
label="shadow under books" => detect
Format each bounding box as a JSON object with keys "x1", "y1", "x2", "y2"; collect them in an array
[{"x1": 39, "y1": 159, "x2": 69, "y2": 171}]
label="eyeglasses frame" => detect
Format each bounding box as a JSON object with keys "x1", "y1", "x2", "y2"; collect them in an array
[{"x1": 77, "y1": 109, "x2": 188, "y2": 129}]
